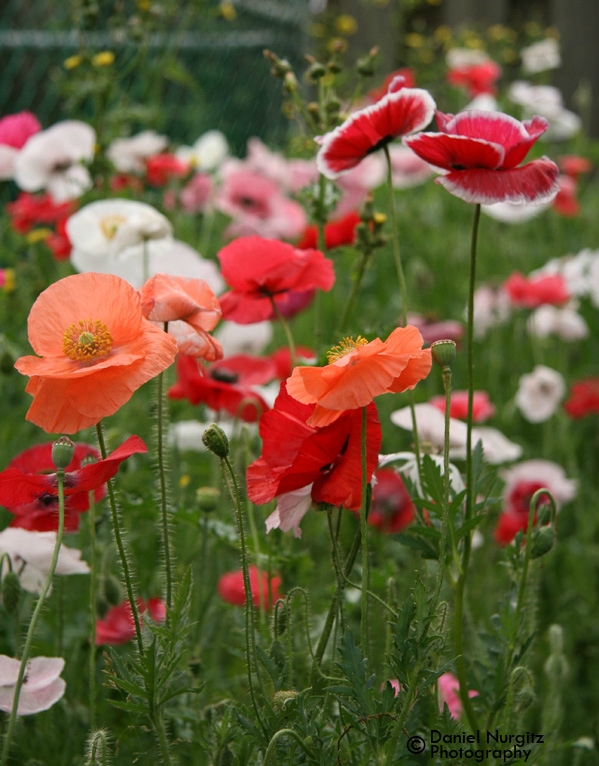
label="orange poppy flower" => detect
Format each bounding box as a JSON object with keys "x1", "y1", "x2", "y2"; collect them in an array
[
  {"x1": 286, "y1": 325, "x2": 432, "y2": 427},
  {"x1": 15, "y1": 272, "x2": 178, "y2": 434},
  {"x1": 139, "y1": 273, "x2": 223, "y2": 361}
]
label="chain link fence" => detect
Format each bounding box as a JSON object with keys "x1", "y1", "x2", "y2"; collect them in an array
[{"x1": 0, "y1": 0, "x2": 308, "y2": 155}]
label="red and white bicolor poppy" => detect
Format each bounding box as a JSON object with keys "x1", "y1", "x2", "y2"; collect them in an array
[
  {"x1": 404, "y1": 110, "x2": 560, "y2": 205},
  {"x1": 316, "y1": 76, "x2": 436, "y2": 179}
]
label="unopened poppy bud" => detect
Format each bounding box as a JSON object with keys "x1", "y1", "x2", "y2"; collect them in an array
[
  {"x1": 283, "y1": 71, "x2": 298, "y2": 93},
  {"x1": 272, "y1": 689, "x2": 298, "y2": 711},
  {"x1": 306, "y1": 61, "x2": 327, "y2": 81},
  {"x1": 263, "y1": 50, "x2": 292, "y2": 77},
  {"x1": 202, "y1": 424, "x2": 230, "y2": 459},
  {"x1": 2, "y1": 570, "x2": 22, "y2": 615},
  {"x1": 431, "y1": 339, "x2": 457, "y2": 368},
  {"x1": 325, "y1": 97, "x2": 341, "y2": 115},
  {"x1": 52, "y1": 436, "x2": 75, "y2": 470},
  {"x1": 530, "y1": 525, "x2": 555, "y2": 559},
  {"x1": 196, "y1": 486, "x2": 221, "y2": 512}
]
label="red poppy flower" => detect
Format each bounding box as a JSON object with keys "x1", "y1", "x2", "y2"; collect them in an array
[
  {"x1": 145, "y1": 153, "x2": 189, "y2": 186},
  {"x1": 246, "y1": 384, "x2": 382, "y2": 537},
  {"x1": 217, "y1": 565, "x2": 282, "y2": 611},
  {"x1": 45, "y1": 217, "x2": 72, "y2": 261},
  {"x1": 503, "y1": 271, "x2": 570, "y2": 308},
  {"x1": 404, "y1": 110, "x2": 560, "y2": 205},
  {"x1": 564, "y1": 378, "x2": 599, "y2": 418},
  {"x1": 429, "y1": 390, "x2": 495, "y2": 422},
  {"x1": 316, "y1": 76, "x2": 435, "y2": 179},
  {"x1": 446, "y1": 60, "x2": 501, "y2": 97},
  {"x1": 552, "y1": 175, "x2": 579, "y2": 217},
  {"x1": 296, "y1": 211, "x2": 361, "y2": 250},
  {"x1": 168, "y1": 354, "x2": 269, "y2": 423},
  {"x1": 0, "y1": 435, "x2": 146, "y2": 532},
  {"x1": 95, "y1": 597, "x2": 166, "y2": 645},
  {"x1": 359, "y1": 468, "x2": 414, "y2": 534},
  {"x1": 6, "y1": 192, "x2": 76, "y2": 234},
  {"x1": 558, "y1": 154, "x2": 592, "y2": 179},
  {"x1": 217, "y1": 236, "x2": 335, "y2": 324},
  {"x1": 494, "y1": 480, "x2": 551, "y2": 545}
]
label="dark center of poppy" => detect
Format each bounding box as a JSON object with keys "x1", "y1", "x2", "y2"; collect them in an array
[
  {"x1": 210, "y1": 368, "x2": 239, "y2": 384},
  {"x1": 365, "y1": 136, "x2": 392, "y2": 156}
]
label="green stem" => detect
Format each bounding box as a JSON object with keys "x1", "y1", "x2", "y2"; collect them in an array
[
  {"x1": 221, "y1": 454, "x2": 267, "y2": 737},
  {"x1": 88, "y1": 491, "x2": 98, "y2": 729},
  {"x1": 156, "y1": 352, "x2": 173, "y2": 611},
  {"x1": 453, "y1": 203, "x2": 482, "y2": 734},
  {"x1": 359, "y1": 406, "x2": 369, "y2": 651},
  {"x1": 337, "y1": 248, "x2": 371, "y2": 334},
  {"x1": 269, "y1": 296, "x2": 297, "y2": 370},
  {"x1": 96, "y1": 422, "x2": 144, "y2": 655},
  {"x1": 0, "y1": 470, "x2": 66, "y2": 766},
  {"x1": 151, "y1": 711, "x2": 173, "y2": 766}
]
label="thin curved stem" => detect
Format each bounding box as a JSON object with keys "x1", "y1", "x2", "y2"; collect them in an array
[
  {"x1": 359, "y1": 406, "x2": 369, "y2": 651},
  {"x1": 269, "y1": 296, "x2": 297, "y2": 370},
  {"x1": 0, "y1": 470, "x2": 66, "y2": 766},
  {"x1": 96, "y1": 422, "x2": 144, "y2": 655}
]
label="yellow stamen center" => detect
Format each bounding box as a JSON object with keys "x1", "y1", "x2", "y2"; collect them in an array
[
  {"x1": 63, "y1": 319, "x2": 113, "y2": 361},
  {"x1": 326, "y1": 335, "x2": 369, "y2": 363},
  {"x1": 99, "y1": 214, "x2": 127, "y2": 240}
]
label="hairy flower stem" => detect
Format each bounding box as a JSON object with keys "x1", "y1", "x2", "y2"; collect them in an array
[
  {"x1": 156, "y1": 345, "x2": 173, "y2": 611},
  {"x1": 88, "y1": 491, "x2": 98, "y2": 728},
  {"x1": 96, "y1": 423, "x2": 144, "y2": 655},
  {"x1": 383, "y1": 144, "x2": 422, "y2": 475},
  {"x1": 221, "y1": 454, "x2": 267, "y2": 737},
  {"x1": 0, "y1": 471, "x2": 66, "y2": 766},
  {"x1": 269, "y1": 297, "x2": 296, "y2": 370},
  {"x1": 359, "y1": 406, "x2": 369, "y2": 651},
  {"x1": 453, "y1": 202, "x2": 482, "y2": 734}
]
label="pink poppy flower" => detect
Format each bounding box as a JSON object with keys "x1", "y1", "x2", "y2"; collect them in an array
[
  {"x1": 406, "y1": 313, "x2": 464, "y2": 345},
  {"x1": 0, "y1": 436, "x2": 146, "y2": 532},
  {"x1": 429, "y1": 390, "x2": 495, "y2": 422},
  {"x1": 316, "y1": 75, "x2": 436, "y2": 179},
  {"x1": 0, "y1": 656, "x2": 65, "y2": 715},
  {"x1": 0, "y1": 112, "x2": 42, "y2": 181},
  {"x1": 438, "y1": 672, "x2": 478, "y2": 720},
  {"x1": 96, "y1": 598, "x2": 166, "y2": 645},
  {"x1": 179, "y1": 172, "x2": 214, "y2": 213},
  {"x1": 217, "y1": 236, "x2": 335, "y2": 324},
  {"x1": 552, "y1": 175, "x2": 579, "y2": 217},
  {"x1": 217, "y1": 565, "x2": 282, "y2": 611},
  {"x1": 503, "y1": 271, "x2": 570, "y2": 308},
  {"x1": 215, "y1": 166, "x2": 307, "y2": 241},
  {"x1": 558, "y1": 154, "x2": 592, "y2": 179},
  {"x1": 404, "y1": 110, "x2": 560, "y2": 205}
]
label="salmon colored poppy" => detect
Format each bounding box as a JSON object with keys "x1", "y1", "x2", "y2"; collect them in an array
[
  {"x1": 15, "y1": 272, "x2": 178, "y2": 434},
  {"x1": 286, "y1": 326, "x2": 432, "y2": 427},
  {"x1": 139, "y1": 273, "x2": 223, "y2": 361}
]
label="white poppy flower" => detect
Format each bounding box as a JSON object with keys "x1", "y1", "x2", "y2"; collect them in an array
[
  {"x1": 472, "y1": 284, "x2": 512, "y2": 338},
  {"x1": 391, "y1": 403, "x2": 522, "y2": 464},
  {"x1": 0, "y1": 528, "x2": 89, "y2": 595},
  {"x1": 463, "y1": 93, "x2": 498, "y2": 112},
  {"x1": 176, "y1": 130, "x2": 228, "y2": 171},
  {"x1": 515, "y1": 365, "x2": 566, "y2": 422},
  {"x1": 215, "y1": 320, "x2": 273, "y2": 357},
  {"x1": 521, "y1": 38, "x2": 561, "y2": 74},
  {"x1": 107, "y1": 130, "x2": 169, "y2": 173},
  {"x1": 508, "y1": 81, "x2": 580, "y2": 142},
  {"x1": 67, "y1": 198, "x2": 172, "y2": 260},
  {"x1": 13, "y1": 120, "x2": 95, "y2": 202},
  {"x1": 0, "y1": 656, "x2": 66, "y2": 715},
  {"x1": 482, "y1": 199, "x2": 550, "y2": 224},
  {"x1": 531, "y1": 249, "x2": 599, "y2": 299},
  {"x1": 0, "y1": 145, "x2": 18, "y2": 181},
  {"x1": 527, "y1": 304, "x2": 589, "y2": 341}
]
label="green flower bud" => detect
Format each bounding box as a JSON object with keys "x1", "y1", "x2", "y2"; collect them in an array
[
  {"x1": 196, "y1": 486, "x2": 221, "y2": 513},
  {"x1": 530, "y1": 525, "x2": 555, "y2": 559},
  {"x1": 431, "y1": 339, "x2": 457, "y2": 368},
  {"x1": 52, "y1": 436, "x2": 75, "y2": 470},
  {"x1": 306, "y1": 61, "x2": 327, "y2": 81},
  {"x1": 272, "y1": 690, "x2": 298, "y2": 711},
  {"x1": 202, "y1": 424, "x2": 229, "y2": 459}
]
